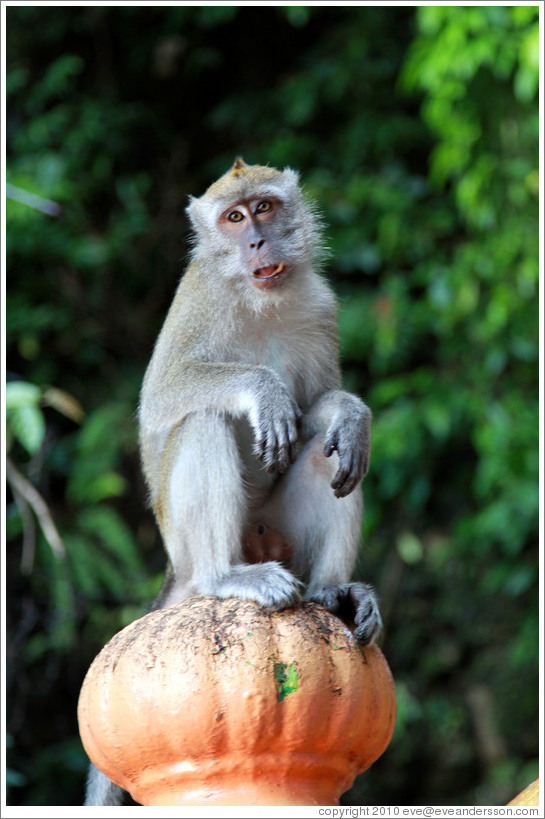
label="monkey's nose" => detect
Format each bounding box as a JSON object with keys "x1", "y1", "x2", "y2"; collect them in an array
[{"x1": 250, "y1": 239, "x2": 265, "y2": 249}]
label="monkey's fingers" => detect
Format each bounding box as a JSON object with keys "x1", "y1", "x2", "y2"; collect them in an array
[
  {"x1": 324, "y1": 428, "x2": 354, "y2": 496},
  {"x1": 332, "y1": 472, "x2": 354, "y2": 498},
  {"x1": 263, "y1": 435, "x2": 281, "y2": 473},
  {"x1": 351, "y1": 586, "x2": 376, "y2": 622},
  {"x1": 287, "y1": 414, "x2": 300, "y2": 463},
  {"x1": 261, "y1": 418, "x2": 298, "y2": 474},
  {"x1": 271, "y1": 441, "x2": 297, "y2": 474},
  {"x1": 288, "y1": 437, "x2": 298, "y2": 464},
  {"x1": 351, "y1": 584, "x2": 382, "y2": 645},
  {"x1": 323, "y1": 430, "x2": 339, "y2": 458},
  {"x1": 311, "y1": 583, "x2": 343, "y2": 613},
  {"x1": 272, "y1": 439, "x2": 291, "y2": 474},
  {"x1": 254, "y1": 431, "x2": 270, "y2": 464},
  {"x1": 331, "y1": 449, "x2": 359, "y2": 497},
  {"x1": 273, "y1": 414, "x2": 300, "y2": 472},
  {"x1": 256, "y1": 433, "x2": 280, "y2": 473},
  {"x1": 346, "y1": 449, "x2": 368, "y2": 492}
]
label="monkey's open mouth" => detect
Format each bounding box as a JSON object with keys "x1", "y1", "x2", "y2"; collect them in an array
[{"x1": 252, "y1": 262, "x2": 287, "y2": 281}]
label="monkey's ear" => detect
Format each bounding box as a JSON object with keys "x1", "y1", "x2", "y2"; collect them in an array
[
  {"x1": 281, "y1": 167, "x2": 300, "y2": 190},
  {"x1": 232, "y1": 156, "x2": 248, "y2": 172},
  {"x1": 186, "y1": 196, "x2": 203, "y2": 231}
]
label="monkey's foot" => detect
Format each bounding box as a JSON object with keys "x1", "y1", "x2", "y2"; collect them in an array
[
  {"x1": 308, "y1": 582, "x2": 382, "y2": 645},
  {"x1": 204, "y1": 562, "x2": 302, "y2": 611}
]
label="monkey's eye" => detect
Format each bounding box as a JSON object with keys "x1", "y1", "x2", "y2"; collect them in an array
[
  {"x1": 227, "y1": 210, "x2": 244, "y2": 223},
  {"x1": 256, "y1": 200, "x2": 273, "y2": 214}
]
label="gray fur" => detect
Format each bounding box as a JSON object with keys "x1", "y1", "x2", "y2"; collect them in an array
[{"x1": 84, "y1": 764, "x2": 124, "y2": 806}]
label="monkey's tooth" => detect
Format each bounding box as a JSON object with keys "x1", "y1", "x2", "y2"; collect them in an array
[{"x1": 273, "y1": 262, "x2": 286, "y2": 274}]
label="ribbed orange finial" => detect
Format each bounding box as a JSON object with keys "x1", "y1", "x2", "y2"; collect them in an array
[{"x1": 78, "y1": 597, "x2": 396, "y2": 806}]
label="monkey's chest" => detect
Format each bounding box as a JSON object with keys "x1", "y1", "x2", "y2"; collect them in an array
[{"x1": 241, "y1": 331, "x2": 316, "y2": 405}]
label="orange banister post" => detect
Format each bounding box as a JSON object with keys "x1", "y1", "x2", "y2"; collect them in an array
[{"x1": 78, "y1": 597, "x2": 396, "y2": 806}]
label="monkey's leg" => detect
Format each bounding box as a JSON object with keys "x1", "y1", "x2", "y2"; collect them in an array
[
  {"x1": 159, "y1": 412, "x2": 301, "y2": 610},
  {"x1": 259, "y1": 434, "x2": 381, "y2": 644}
]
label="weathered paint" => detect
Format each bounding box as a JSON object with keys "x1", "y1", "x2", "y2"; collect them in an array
[{"x1": 274, "y1": 661, "x2": 299, "y2": 701}]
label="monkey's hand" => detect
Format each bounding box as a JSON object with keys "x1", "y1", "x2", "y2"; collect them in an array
[
  {"x1": 247, "y1": 368, "x2": 302, "y2": 474},
  {"x1": 308, "y1": 582, "x2": 382, "y2": 646},
  {"x1": 323, "y1": 398, "x2": 371, "y2": 497}
]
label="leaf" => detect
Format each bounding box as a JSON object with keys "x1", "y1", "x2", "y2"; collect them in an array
[
  {"x1": 90, "y1": 551, "x2": 133, "y2": 599},
  {"x1": 397, "y1": 532, "x2": 424, "y2": 565},
  {"x1": 67, "y1": 403, "x2": 136, "y2": 503},
  {"x1": 78, "y1": 505, "x2": 144, "y2": 573},
  {"x1": 5, "y1": 381, "x2": 41, "y2": 409},
  {"x1": 42, "y1": 387, "x2": 85, "y2": 423},
  {"x1": 7, "y1": 405, "x2": 45, "y2": 455},
  {"x1": 71, "y1": 472, "x2": 127, "y2": 504},
  {"x1": 63, "y1": 534, "x2": 103, "y2": 598},
  {"x1": 28, "y1": 535, "x2": 76, "y2": 656}
]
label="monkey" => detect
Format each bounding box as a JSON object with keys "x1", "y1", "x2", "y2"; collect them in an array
[{"x1": 84, "y1": 158, "x2": 381, "y2": 805}]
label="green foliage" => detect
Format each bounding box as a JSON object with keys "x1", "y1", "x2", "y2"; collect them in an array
[
  {"x1": 6, "y1": 381, "x2": 45, "y2": 454},
  {"x1": 6, "y1": 386, "x2": 151, "y2": 660},
  {"x1": 5, "y1": 5, "x2": 538, "y2": 808}
]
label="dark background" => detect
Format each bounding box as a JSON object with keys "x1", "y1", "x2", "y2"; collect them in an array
[{"x1": 5, "y1": 4, "x2": 540, "y2": 807}]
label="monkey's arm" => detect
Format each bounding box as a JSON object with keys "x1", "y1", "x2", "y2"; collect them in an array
[
  {"x1": 140, "y1": 359, "x2": 301, "y2": 473},
  {"x1": 302, "y1": 390, "x2": 372, "y2": 498}
]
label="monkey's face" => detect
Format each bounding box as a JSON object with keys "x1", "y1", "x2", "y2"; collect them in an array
[
  {"x1": 218, "y1": 196, "x2": 290, "y2": 290},
  {"x1": 186, "y1": 161, "x2": 324, "y2": 293}
]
